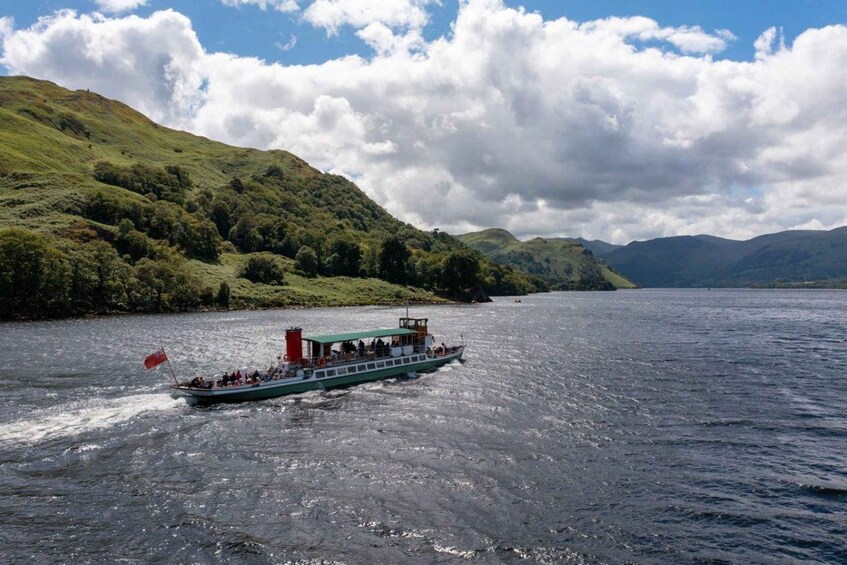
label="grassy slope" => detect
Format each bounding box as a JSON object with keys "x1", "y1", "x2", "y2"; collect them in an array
[
  {"x1": 0, "y1": 76, "x2": 445, "y2": 307},
  {"x1": 457, "y1": 228, "x2": 638, "y2": 289}
]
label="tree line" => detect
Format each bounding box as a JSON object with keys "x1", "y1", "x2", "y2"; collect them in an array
[{"x1": 0, "y1": 160, "x2": 545, "y2": 319}]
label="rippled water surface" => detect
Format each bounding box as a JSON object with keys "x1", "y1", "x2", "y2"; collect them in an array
[{"x1": 1, "y1": 290, "x2": 846, "y2": 563}]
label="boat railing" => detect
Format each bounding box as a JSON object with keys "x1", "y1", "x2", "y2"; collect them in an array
[{"x1": 303, "y1": 340, "x2": 429, "y2": 368}]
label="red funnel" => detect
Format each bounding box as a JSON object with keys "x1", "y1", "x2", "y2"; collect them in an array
[{"x1": 285, "y1": 327, "x2": 302, "y2": 361}]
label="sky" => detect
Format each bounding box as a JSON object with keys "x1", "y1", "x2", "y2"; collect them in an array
[{"x1": 1, "y1": 1, "x2": 847, "y2": 243}]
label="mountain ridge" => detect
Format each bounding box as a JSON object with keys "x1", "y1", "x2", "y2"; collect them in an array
[
  {"x1": 457, "y1": 228, "x2": 637, "y2": 290},
  {"x1": 603, "y1": 227, "x2": 847, "y2": 287}
]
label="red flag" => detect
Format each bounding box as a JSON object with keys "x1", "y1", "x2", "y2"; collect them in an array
[{"x1": 144, "y1": 349, "x2": 168, "y2": 369}]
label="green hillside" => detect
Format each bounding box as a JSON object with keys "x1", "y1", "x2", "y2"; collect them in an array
[
  {"x1": 572, "y1": 237, "x2": 621, "y2": 256},
  {"x1": 0, "y1": 76, "x2": 544, "y2": 319},
  {"x1": 604, "y1": 228, "x2": 847, "y2": 287},
  {"x1": 457, "y1": 228, "x2": 637, "y2": 290}
]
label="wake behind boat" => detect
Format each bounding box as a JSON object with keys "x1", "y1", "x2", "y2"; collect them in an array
[{"x1": 162, "y1": 317, "x2": 463, "y2": 403}]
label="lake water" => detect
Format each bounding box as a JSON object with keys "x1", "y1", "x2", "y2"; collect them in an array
[{"x1": 1, "y1": 290, "x2": 845, "y2": 563}]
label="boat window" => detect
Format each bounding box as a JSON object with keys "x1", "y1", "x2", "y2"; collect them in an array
[
  {"x1": 402, "y1": 358, "x2": 410, "y2": 364},
  {"x1": 336, "y1": 368, "x2": 347, "y2": 375},
  {"x1": 316, "y1": 371, "x2": 324, "y2": 378},
  {"x1": 326, "y1": 369, "x2": 336, "y2": 377},
  {"x1": 367, "y1": 363, "x2": 376, "y2": 370},
  {"x1": 389, "y1": 360, "x2": 397, "y2": 366},
  {"x1": 376, "y1": 362, "x2": 385, "y2": 368},
  {"x1": 349, "y1": 365, "x2": 358, "y2": 373}
]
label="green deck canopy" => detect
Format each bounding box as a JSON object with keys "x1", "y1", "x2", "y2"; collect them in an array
[{"x1": 304, "y1": 328, "x2": 417, "y2": 345}]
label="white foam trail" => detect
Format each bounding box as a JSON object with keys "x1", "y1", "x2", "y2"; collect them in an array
[{"x1": 0, "y1": 393, "x2": 185, "y2": 445}]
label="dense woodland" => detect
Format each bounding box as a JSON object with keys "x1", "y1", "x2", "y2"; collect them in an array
[{"x1": 0, "y1": 161, "x2": 546, "y2": 318}]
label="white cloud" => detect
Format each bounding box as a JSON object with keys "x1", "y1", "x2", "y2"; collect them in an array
[
  {"x1": 2, "y1": 1, "x2": 847, "y2": 243},
  {"x1": 219, "y1": 0, "x2": 300, "y2": 12},
  {"x1": 303, "y1": 0, "x2": 435, "y2": 34},
  {"x1": 276, "y1": 34, "x2": 297, "y2": 51},
  {"x1": 754, "y1": 26, "x2": 785, "y2": 59},
  {"x1": 0, "y1": 10, "x2": 205, "y2": 124},
  {"x1": 579, "y1": 16, "x2": 732, "y2": 54},
  {"x1": 0, "y1": 16, "x2": 14, "y2": 40},
  {"x1": 93, "y1": 0, "x2": 147, "y2": 14}
]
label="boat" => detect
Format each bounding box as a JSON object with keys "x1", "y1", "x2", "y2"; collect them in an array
[{"x1": 171, "y1": 317, "x2": 464, "y2": 403}]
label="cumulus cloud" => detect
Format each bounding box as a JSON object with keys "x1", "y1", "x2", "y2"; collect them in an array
[
  {"x1": 0, "y1": 16, "x2": 13, "y2": 40},
  {"x1": 3, "y1": 0, "x2": 847, "y2": 242},
  {"x1": 93, "y1": 0, "x2": 147, "y2": 14},
  {"x1": 219, "y1": 0, "x2": 300, "y2": 12},
  {"x1": 579, "y1": 16, "x2": 732, "y2": 54},
  {"x1": 0, "y1": 10, "x2": 205, "y2": 124},
  {"x1": 303, "y1": 0, "x2": 435, "y2": 34}
]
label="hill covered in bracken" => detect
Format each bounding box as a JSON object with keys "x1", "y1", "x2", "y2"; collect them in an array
[
  {"x1": 0, "y1": 77, "x2": 546, "y2": 319},
  {"x1": 458, "y1": 228, "x2": 636, "y2": 290}
]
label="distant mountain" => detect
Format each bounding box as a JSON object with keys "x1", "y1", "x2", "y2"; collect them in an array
[
  {"x1": 603, "y1": 228, "x2": 847, "y2": 287},
  {"x1": 458, "y1": 229, "x2": 637, "y2": 290},
  {"x1": 572, "y1": 237, "x2": 622, "y2": 256}
]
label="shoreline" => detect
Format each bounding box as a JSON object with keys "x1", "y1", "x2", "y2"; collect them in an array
[{"x1": 0, "y1": 297, "x2": 461, "y2": 324}]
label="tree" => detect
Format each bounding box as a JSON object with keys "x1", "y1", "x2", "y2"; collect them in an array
[
  {"x1": 116, "y1": 228, "x2": 155, "y2": 262},
  {"x1": 209, "y1": 199, "x2": 233, "y2": 238},
  {"x1": 229, "y1": 177, "x2": 245, "y2": 194},
  {"x1": 441, "y1": 251, "x2": 480, "y2": 294},
  {"x1": 325, "y1": 239, "x2": 362, "y2": 277},
  {"x1": 295, "y1": 245, "x2": 319, "y2": 277},
  {"x1": 414, "y1": 254, "x2": 442, "y2": 290},
  {"x1": 0, "y1": 228, "x2": 72, "y2": 318},
  {"x1": 379, "y1": 235, "x2": 411, "y2": 284},
  {"x1": 279, "y1": 233, "x2": 300, "y2": 258},
  {"x1": 129, "y1": 257, "x2": 204, "y2": 311},
  {"x1": 228, "y1": 216, "x2": 263, "y2": 253},
  {"x1": 177, "y1": 217, "x2": 221, "y2": 262},
  {"x1": 239, "y1": 255, "x2": 285, "y2": 285},
  {"x1": 217, "y1": 281, "x2": 231, "y2": 309},
  {"x1": 76, "y1": 240, "x2": 131, "y2": 311}
]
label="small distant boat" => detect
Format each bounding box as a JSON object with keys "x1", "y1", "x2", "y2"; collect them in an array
[
  {"x1": 169, "y1": 317, "x2": 464, "y2": 403},
  {"x1": 514, "y1": 298, "x2": 522, "y2": 303}
]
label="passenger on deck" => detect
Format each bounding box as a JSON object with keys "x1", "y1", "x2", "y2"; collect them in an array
[{"x1": 357, "y1": 340, "x2": 365, "y2": 356}]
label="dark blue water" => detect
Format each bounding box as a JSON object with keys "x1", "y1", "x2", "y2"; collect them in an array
[{"x1": 1, "y1": 290, "x2": 845, "y2": 563}]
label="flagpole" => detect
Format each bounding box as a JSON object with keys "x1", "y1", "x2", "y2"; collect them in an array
[{"x1": 162, "y1": 346, "x2": 179, "y2": 386}]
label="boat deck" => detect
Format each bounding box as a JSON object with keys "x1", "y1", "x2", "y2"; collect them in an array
[{"x1": 173, "y1": 346, "x2": 463, "y2": 400}]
